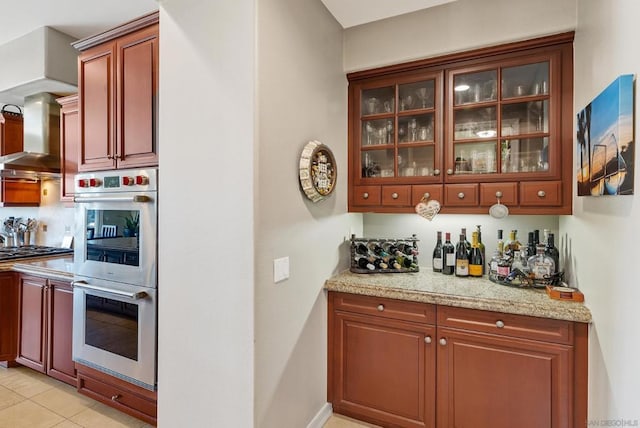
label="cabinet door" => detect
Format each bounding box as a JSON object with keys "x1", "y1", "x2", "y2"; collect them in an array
[
  {"x1": 332, "y1": 311, "x2": 436, "y2": 428},
  {"x1": 436, "y1": 327, "x2": 573, "y2": 428},
  {"x1": 16, "y1": 276, "x2": 47, "y2": 372},
  {"x1": 115, "y1": 24, "x2": 159, "y2": 169},
  {"x1": 0, "y1": 272, "x2": 18, "y2": 362},
  {"x1": 79, "y1": 42, "x2": 117, "y2": 171},
  {"x1": 47, "y1": 280, "x2": 76, "y2": 386},
  {"x1": 59, "y1": 95, "x2": 79, "y2": 202}
]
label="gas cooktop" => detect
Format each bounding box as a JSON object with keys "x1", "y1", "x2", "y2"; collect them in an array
[{"x1": 0, "y1": 245, "x2": 73, "y2": 261}]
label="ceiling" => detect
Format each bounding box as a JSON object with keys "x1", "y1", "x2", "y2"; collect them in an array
[
  {"x1": 320, "y1": 0, "x2": 457, "y2": 28},
  {"x1": 0, "y1": 0, "x2": 158, "y2": 46}
]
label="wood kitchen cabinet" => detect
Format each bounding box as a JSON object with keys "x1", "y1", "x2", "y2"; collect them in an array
[
  {"x1": 348, "y1": 32, "x2": 573, "y2": 214},
  {"x1": 74, "y1": 11, "x2": 159, "y2": 172},
  {"x1": 57, "y1": 94, "x2": 79, "y2": 203},
  {"x1": 16, "y1": 275, "x2": 76, "y2": 386},
  {"x1": 328, "y1": 291, "x2": 588, "y2": 428},
  {"x1": 329, "y1": 292, "x2": 436, "y2": 428},
  {"x1": 0, "y1": 272, "x2": 18, "y2": 364}
]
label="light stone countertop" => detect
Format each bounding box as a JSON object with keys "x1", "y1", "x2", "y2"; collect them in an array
[
  {"x1": 325, "y1": 270, "x2": 592, "y2": 323},
  {"x1": 10, "y1": 256, "x2": 74, "y2": 282}
]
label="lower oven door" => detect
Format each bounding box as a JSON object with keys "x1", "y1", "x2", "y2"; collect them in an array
[{"x1": 72, "y1": 278, "x2": 157, "y2": 391}]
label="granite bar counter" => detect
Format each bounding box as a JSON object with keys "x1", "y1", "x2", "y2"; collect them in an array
[{"x1": 325, "y1": 269, "x2": 592, "y2": 323}]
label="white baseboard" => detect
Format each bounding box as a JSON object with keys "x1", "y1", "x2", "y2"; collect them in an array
[{"x1": 307, "y1": 402, "x2": 333, "y2": 428}]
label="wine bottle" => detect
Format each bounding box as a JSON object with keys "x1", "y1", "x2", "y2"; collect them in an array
[
  {"x1": 461, "y1": 228, "x2": 471, "y2": 252},
  {"x1": 533, "y1": 229, "x2": 540, "y2": 247},
  {"x1": 545, "y1": 233, "x2": 560, "y2": 273},
  {"x1": 496, "y1": 229, "x2": 504, "y2": 256},
  {"x1": 356, "y1": 257, "x2": 375, "y2": 271},
  {"x1": 475, "y1": 225, "x2": 486, "y2": 274},
  {"x1": 455, "y1": 233, "x2": 470, "y2": 277},
  {"x1": 469, "y1": 231, "x2": 484, "y2": 277},
  {"x1": 370, "y1": 243, "x2": 389, "y2": 258},
  {"x1": 387, "y1": 257, "x2": 402, "y2": 269},
  {"x1": 442, "y1": 232, "x2": 455, "y2": 275},
  {"x1": 355, "y1": 243, "x2": 369, "y2": 256},
  {"x1": 373, "y1": 258, "x2": 388, "y2": 270},
  {"x1": 432, "y1": 231, "x2": 443, "y2": 273},
  {"x1": 526, "y1": 231, "x2": 536, "y2": 258},
  {"x1": 528, "y1": 245, "x2": 555, "y2": 279}
]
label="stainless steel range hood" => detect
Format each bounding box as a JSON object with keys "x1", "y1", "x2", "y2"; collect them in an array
[{"x1": 0, "y1": 93, "x2": 61, "y2": 180}]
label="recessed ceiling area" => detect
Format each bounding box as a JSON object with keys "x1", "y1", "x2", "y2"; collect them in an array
[{"x1": 320, "y1": 0, "x2": 457, "y2": 28}]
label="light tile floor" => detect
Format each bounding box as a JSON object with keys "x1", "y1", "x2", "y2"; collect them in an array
[
  {"x1": 0, "y1": 365, "x2": 152, "y2": 428},
  {"x1": 323, "y1": 414, "x2": 381, "y2": 428}
]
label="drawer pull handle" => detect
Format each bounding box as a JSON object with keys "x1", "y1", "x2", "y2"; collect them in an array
[
  {"x1": 439, "y1": 338, "x2": 447, "y2": 346},
  {"x1": 363, "y1": 192, "x2": 369, "y2": 199},
  {"x1": 425, "y1": 336, "x2": 432, "y2": 344},
  {"x1": 111, "y1": 394, "x2": 121, "y2": 401},
  {"x1": 423, "y1": 192, "x2": 431, "y2": 199},
  {"x1": 447, "y1": 168, "x2": 453, "y2": 175},
  {"x1": 496, "y1": 320, "x2": 505, "y2": 328},
  {"x1": 433, "y1": 169, "x2": 441, "y2": 176},
  {"x1": 537, "y1": 190, "x2": 546, "y2": 198},
  {"x1": 457, "y1": 192, "x2": 465, "y2": 199},
  {"x1": 495, "y1": 191, "x2": 503, "y2": 198},
  {"x1": 377, "y1": 304, "x2": 384, "y2": 312},
  {"x1": 391, "y1": 192, "x2": 399, "y2": 199}
]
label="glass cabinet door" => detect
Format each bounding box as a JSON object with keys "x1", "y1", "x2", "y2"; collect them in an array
[
  {"x1": 448, "y1": 60, "x2": 552, "y2": 177},
  {"x1": 358, "y1": 74, "x2": 441, "y2": 181}
]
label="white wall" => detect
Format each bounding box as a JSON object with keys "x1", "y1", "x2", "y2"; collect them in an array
[
  {"x1": 343, "y1": 0, "x2": 577, "y2": 72},
  {"x1": 157, "y1": 1, "x2": 255, "y2": 426},
  {"x1": 255, "y1": 0, "x2": 360, "y2": 426},
  {"x1": 562, "y1": 0, "x2": 640, "y2": 422}
]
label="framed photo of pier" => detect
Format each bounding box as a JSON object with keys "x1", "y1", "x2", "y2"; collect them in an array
[{"x1": 576, "y1": 74, "x2": 634, "y2": 196}]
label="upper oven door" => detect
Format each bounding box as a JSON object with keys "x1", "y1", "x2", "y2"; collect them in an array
[{"x1": 74, "y1": 191, "x2": 157, "y2": 287}]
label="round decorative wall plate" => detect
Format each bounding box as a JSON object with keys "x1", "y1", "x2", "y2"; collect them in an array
[{"x1": 299, "y1": 140, "x2": 337, "y2": 202}]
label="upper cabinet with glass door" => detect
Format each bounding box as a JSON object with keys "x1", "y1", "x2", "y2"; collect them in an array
[
  {"x1": 356, "y1": 72, "x2": 443, "y2": 184},
  {"x1": 347, "y1": 32, "x2": 574, "y2": 214},
  {"x1": 447, "y1": 56, "x2": 556, "y2": 181}
]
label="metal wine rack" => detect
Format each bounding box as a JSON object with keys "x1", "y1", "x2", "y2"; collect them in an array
[{"x1": 350, "y1": 234, "x2": 419, "y2": 274}]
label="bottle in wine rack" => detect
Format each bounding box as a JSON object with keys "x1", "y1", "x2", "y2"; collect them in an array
[
  {"x1": 469, "y1": 231, "x2": 484, "y2": 277},
  {"x1": 432, "y1": 231, "x2": 443, "y2": 273},
  {"x1": 356, "y1": 257, "x2": 375, "y2": 271},
  {"x1": 455, "y1": 233, "x2": 470, "y2": 277},
  {"x1": 442, "y1": 233, "x2": 455, "y2": 275}
]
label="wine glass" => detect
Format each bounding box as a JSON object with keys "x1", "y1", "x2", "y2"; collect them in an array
[{"x1": 416, "y1": 87, "x2": 432, "y2": 108}]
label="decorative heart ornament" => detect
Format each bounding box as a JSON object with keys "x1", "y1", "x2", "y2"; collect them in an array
[{"x1": 415, "y1": 199, "x2": 441, "y2": 221}]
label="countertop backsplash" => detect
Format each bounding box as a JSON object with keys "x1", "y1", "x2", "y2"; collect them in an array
[{"x1": 363, "y1": 213, "x2": 560, "y2": 268}]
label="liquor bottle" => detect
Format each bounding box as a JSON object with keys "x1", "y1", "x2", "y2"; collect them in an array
[
  {"x1": 432, "y1": 231, "x2": 443, "y2": 273},
  {"x1": 528, "y1": 245, "x2": 556, "y2": 279},
  {"x1": 542, "y1": 228, "x2": 550, "y2": 246},
  {"x1": 356, "y1": 257, "x2": 375, "y2": 271},
  {"x1": 526, "y1": 232, "x2": 536, "y2": 258},
  {"x1": 455, "y1": 233, "x2": 470, "y2": 277},
  {"x1": 475, "y1": 225, "x2": 486, "y2": 274},
  {"x1": 442, "y1": 233, "x2": 455, "y2": 275},
  {"x1": 545, "y1": 233, "x2": 560, "y2": 273},
  {"x1": 496, "y1": 229, "x2": 504, "y2": 256},
  {"x1": 504, "y1": 230, "x2": 521, "y2": 257},
  {"x1": 511, "y1": 250, "x2": 531, "y2": 275},
  {"x1": 489, "y1": 248, "x2": 501, "y2": 281},
  {"x1": 469, "y1": 231, "x2": 484, "y2": 277},
  {"x1": 461, "y1": 228, "x2": 471, "y2": 252},
  {"x1": 533, "y1": 229, "x2": 540, "y2": 247}
]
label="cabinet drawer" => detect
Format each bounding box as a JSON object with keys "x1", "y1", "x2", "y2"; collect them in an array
[
  {"x1": 352, "y1": 185, "x2": 380, "y2": 206},
  {"x1": 519, "y1": 181, "x2": 562, "y2": 206},
  {"x1": 479, "y1": 182, "x2": 517, "y2": 206},
  {"x1": 444, "y1": 184, "x2": 478, "y2": 206},
  {"x1": 382, "y1": 185, "x2": 411, "y2": 206},
  {"x1": 412, "y1": 185, "x2": 443, "y2": 206},
  {"x1": 78, "y1": 372, "x2": 157, "y2": 423},
  {"x1": 437, "y1": 306, "x2": 573, "y2": 344},
  {"x1": 332, "y1": 292, "x2": 435, "y2": 324}
]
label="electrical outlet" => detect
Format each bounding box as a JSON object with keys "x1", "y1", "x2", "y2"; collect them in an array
[{"x1": 273, "y1": 257, "x2": 290, "y2": 283}]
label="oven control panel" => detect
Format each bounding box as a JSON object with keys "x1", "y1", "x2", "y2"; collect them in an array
[{"x1": 75, "y1": 168, "x2": 158, "y2": 193}]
